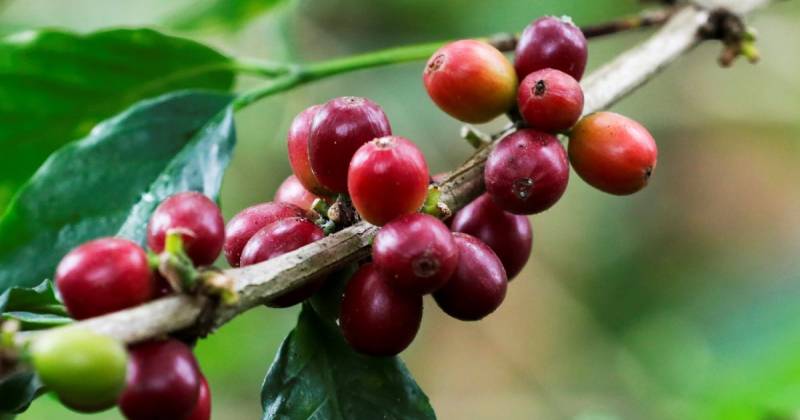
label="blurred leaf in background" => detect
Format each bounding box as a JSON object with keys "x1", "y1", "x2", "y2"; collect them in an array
[{"x1": 165, "y1": 0, "x2": 289, "y2": 32}]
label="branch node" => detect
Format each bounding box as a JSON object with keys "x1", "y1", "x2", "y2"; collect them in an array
[{"x1": 699, "y1": 8, "x2": 760, "y2": 67}]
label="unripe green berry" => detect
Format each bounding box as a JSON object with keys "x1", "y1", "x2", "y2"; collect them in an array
[{"x1": 31, "y1": 328, "x2": 127, "y2": 413}]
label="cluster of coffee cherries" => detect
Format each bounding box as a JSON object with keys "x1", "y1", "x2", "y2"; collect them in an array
[
  {"x1": 33, "y1": 191, "x2": 225, "y2": 418},
  {"x1": 424, "y1": 16, "x2": 658, "y2": 198}
]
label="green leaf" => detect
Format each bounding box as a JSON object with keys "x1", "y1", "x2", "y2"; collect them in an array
[
  {"x1": 0, "y1": 369, "x2": 42, "y2": 414},
  {"x1": 0, "y1": 28, "x2": 235, "y2": 210},
  {"x1": 0, "y1": 90, "x2": 235, "y2": 292},
  {"x1": 0, "y1": 280, "x2": 69, "y2": 330},
  {"x1": 261, "y1": 304, "x2": 436, "y2": 420},
  {"x1": 167, "y1": 0, "x2": 289, "y2": 32}
]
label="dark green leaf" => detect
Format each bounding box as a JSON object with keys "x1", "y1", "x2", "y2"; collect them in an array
[
  {"x1": 261, "y1": 305, "x2": 436, "y2": 420},
  {"x1": 0, "y1": 369, "x2": 42, "y2": 414},
  {"x1": 167, "y1": 0, "x2": 288, "y2": 32},
  {"x1": 0, "y1": 28, "x2": 235, "y2": 210},
  {"x1": 0, "y1": 90, "x2": 235, "y2": 292},
  {"x1": 0, "y1": 279, "x2": 68, "y2": 329}
]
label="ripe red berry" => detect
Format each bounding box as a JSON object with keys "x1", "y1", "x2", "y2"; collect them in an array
[
  {"x1": 348, "y1": 136, "x2": 429, "y2": 226},
  {"x1": 423, "y1": 39, "x2": 517, "y2": 123},
  {"x1": 433, "y1": 233, "x2": 507, "y2": 321},
  {"x1": 340, "y1": 263, "x2": 423, "y2": 356},
  {"x1": 119, "y1": 339, "x2": 201, "y2": 420},
  {"x1": 287, "y1": 104, "x2": 331, "y2": 196},
  {"x1": 186, "y1": 375, "x2": 211, "y2": 420},
  {"x1": 518, "y1": 68, "x2": 584, "y2": 132},
  {"x1": 451, "y1": 194, "x2": 532, "y2": 280},
  {"x1": 515, "y1": 16, "x2": 588, "y2": 81},
  {"x1": 372, "y1": 213, "x2": 458, "y2": 294},
  {"x1": 147, "y1": 192, "x2": 225, "y2": 266},
  {"x1": 55, "y1": 238, "x2": 154, "y2": 320},
  {"x1": 568, "y1": 112, "x2": 658, "y2": 195},
  {"x1": 240, "y1": 217, "x2": 326, "y2": 307},
  {"x1": 484, "y1": 129, "x2": 569, "y2": 215},
  {"x1": 308, "y1": 96, "x2": 392, "y2": 193},
  {"x1": 223, "y1": 202, "x2": 308, "y2": 267},
  {"x1": 274, "y1": 174, "x2": 320, "y2": 212}
]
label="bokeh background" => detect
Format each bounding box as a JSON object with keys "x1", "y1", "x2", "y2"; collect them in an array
[{"x1": 4, "y1": 0, "x2": 799, "y2": 418}]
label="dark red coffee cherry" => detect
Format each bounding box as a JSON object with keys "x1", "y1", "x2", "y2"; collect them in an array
[
  {"x1": 186, "y1": 375, "x2": 211, "y2": 420},
  {"x1": 372, "y1": 213, "x2": 458, "y2": 294},
  {"x1": 274, "y1": 174, "x2": 320, "y2": 212},
  {"x1": 451, "y1": 193, "x2": 532, "y2": 280},
  {"x1": 340, "y1": 263, "x2": 423, "y2": 356},
  {"x1": 119, "y1": 339, "x2": 200, "y2": 420},
  {"x1": 515, "y1": 16, "x2": 588, "y2": 81},
  {"x1": 484, "y1": 129, "x2": 569, "y2": 215},
  {"x1": 569, "y1": 112, "x2": 658, "y2": 195},
  {"x1": 423, "y1": 39, "x2": 517, "y2": 123},
  {"x1": 308, "y1": 96, "x2": 392, "y2": 193},
  {"x1": 240, "y1": 217, "x2": 326, "y2": 307},
  {"x1": 223, "y1": 202, "x2": 308, "y2": 267},
  {"x1": 55, "y1": 238, "x2": 154, "y2": 320},
  {"x1": 348, "y1": 136, "x2": 429, "y2": 226},
  {"x1": 433, "y1": 233, "x2": 507, "y2": 321},
  {"x1": 287, "y1": 104, "x2": 332, "y2": 196},
  {"x1": 518, "y1": 68, "x2": 584, "y2": 132},
  {"x1": 147, "y1": 192, "x2": 224, "y2": 266}
]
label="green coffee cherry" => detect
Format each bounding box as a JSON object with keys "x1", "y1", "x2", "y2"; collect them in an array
[{"x1": 31, "y1": 328, "x2": 127, "y2": 413}]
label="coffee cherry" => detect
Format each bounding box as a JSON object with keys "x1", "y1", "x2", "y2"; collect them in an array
[
  {"x1": 186, "y1": 375, "x2": 211, "y2": 420},
  {"x1": 147, "y1": 192, "x2": 225, "y2": 266},
  {"x1": 56, "y1": 238, "x2": 154, "y2": 320},
  {"x1": 484, "y1": 129, "x2": 569, "y2": 215},
  {"x1": 287, "y1": 104, "x2": 331, "y2": 196},
  {"x1": 348, "y1": 136, "x2": 429, "y2": 226},
  {"x1": 451, "y1": 194, "x2": 532, "y2": 280},
  {"x1": 423, "y1": 39, "x2": 517, "y2": 123},
  {"x1": 340, "y1": 263, "x2": 423, "y2": 356},
  {"x1": 518, "y1": 68, "x2": 584, "y2": 132},
  {"x1": 274, "y1": 174, "x2": 320, "y2": 212},
  {"x1": 31, "y1": 328, "x2": 127, "y2": 413},
  {"x1": 308, "y1": 96, "x2": 392, "y2": 193},
  {"x1": 568, "y1": 112, "x2": 658, "y2": 195},
  {"x1": 240, "y1": 217, "x2": 326, "y2": 307},
  {"x1": 119, "y1": 339, "x2": 201, "y2": 420},
  {"x1": 433, "y1": 233, "x2": 507, "y2": 321},
  {"x1": 515, "y1": 16, "x2": 588, "y2": 81},
  {"x1": 223, "y1": 202, "x2": 308, "y2": 267},
  {"x1": 372, "y1": 213, "x2": 458, "y2": 294}
]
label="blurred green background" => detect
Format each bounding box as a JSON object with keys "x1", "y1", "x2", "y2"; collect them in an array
[{"x1": 4, "y1": 0, "x2": 800, "y2": 418}]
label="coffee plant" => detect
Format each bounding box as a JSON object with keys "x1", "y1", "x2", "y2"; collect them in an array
[{"x1": 0, "y1": 0, "x2": 779, "y2": 418}]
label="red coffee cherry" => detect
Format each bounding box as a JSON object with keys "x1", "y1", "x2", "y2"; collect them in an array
[
  {"x1": 308, "y1": 96, "x2": 392, "y2": 193},
  {"x1": 340, "y1": 263, "x2": 423, "y2": 356},
  {"x1": 186, "y1": 375, "x2": 211, "y2": 420},
  {"x1": 147, "y1": 192, "x2": 225, "y2": 266},
  {"x1": 240, "y1": 217, "x2": 326, "y2": 307},
  {"x1": 372, "y1": 213, "x2": 458, "y2": 295},
  {"x1": 119, "y1": 339, "x2": 201, "y2": 420},
  {"x1": 569, "y1": 112, "x2": 658, "y2": 195},
  {"x1": 223, "y1": 202, "x2": 308, "y2": 267},
  {"x1": 515, "y1": 16, "x2": 588, "y2": 81},
  {"x1": 55, "y1": 238, "x2": 154, "y2": 320},
  {"x1": 451, "y1": 194, "x2": 532, "y2": 280},
  {"x1": 423, "y1": 39, "x2": 517, "y2": 123},
  {"x1": 348, "y1": 136, "x2": 429, "y2": 226},
  {"x1": 287, "y1": 104, "x2": 331, "y2": 196},
  {"x1": 484, "y1": 129, "x2": 569, "y2": 215},
  {"x1": 433, "y1": 233, "x2": 507, "y2": 321},
  {"x1": 518, "y1": 68, "x2": 584, "y2": 132},
  {"x1": 274, "y1": 174, "x2": 320, "y2": 212}
]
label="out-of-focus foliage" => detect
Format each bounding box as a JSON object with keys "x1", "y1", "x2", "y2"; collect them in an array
[
  {"x1": 1, "y1": 0, "x2": 798, "y2": 419},
  {"x1": 0, "y1": 29, "x2": 234, "y2": 212},
  {"x1": 165, "y1": 0, "x2": 288, "y2": 32}
]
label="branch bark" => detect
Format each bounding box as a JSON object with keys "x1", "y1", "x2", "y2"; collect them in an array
[{"x1": 15, "y1": 0, "x2": 777, "y2": 347}]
